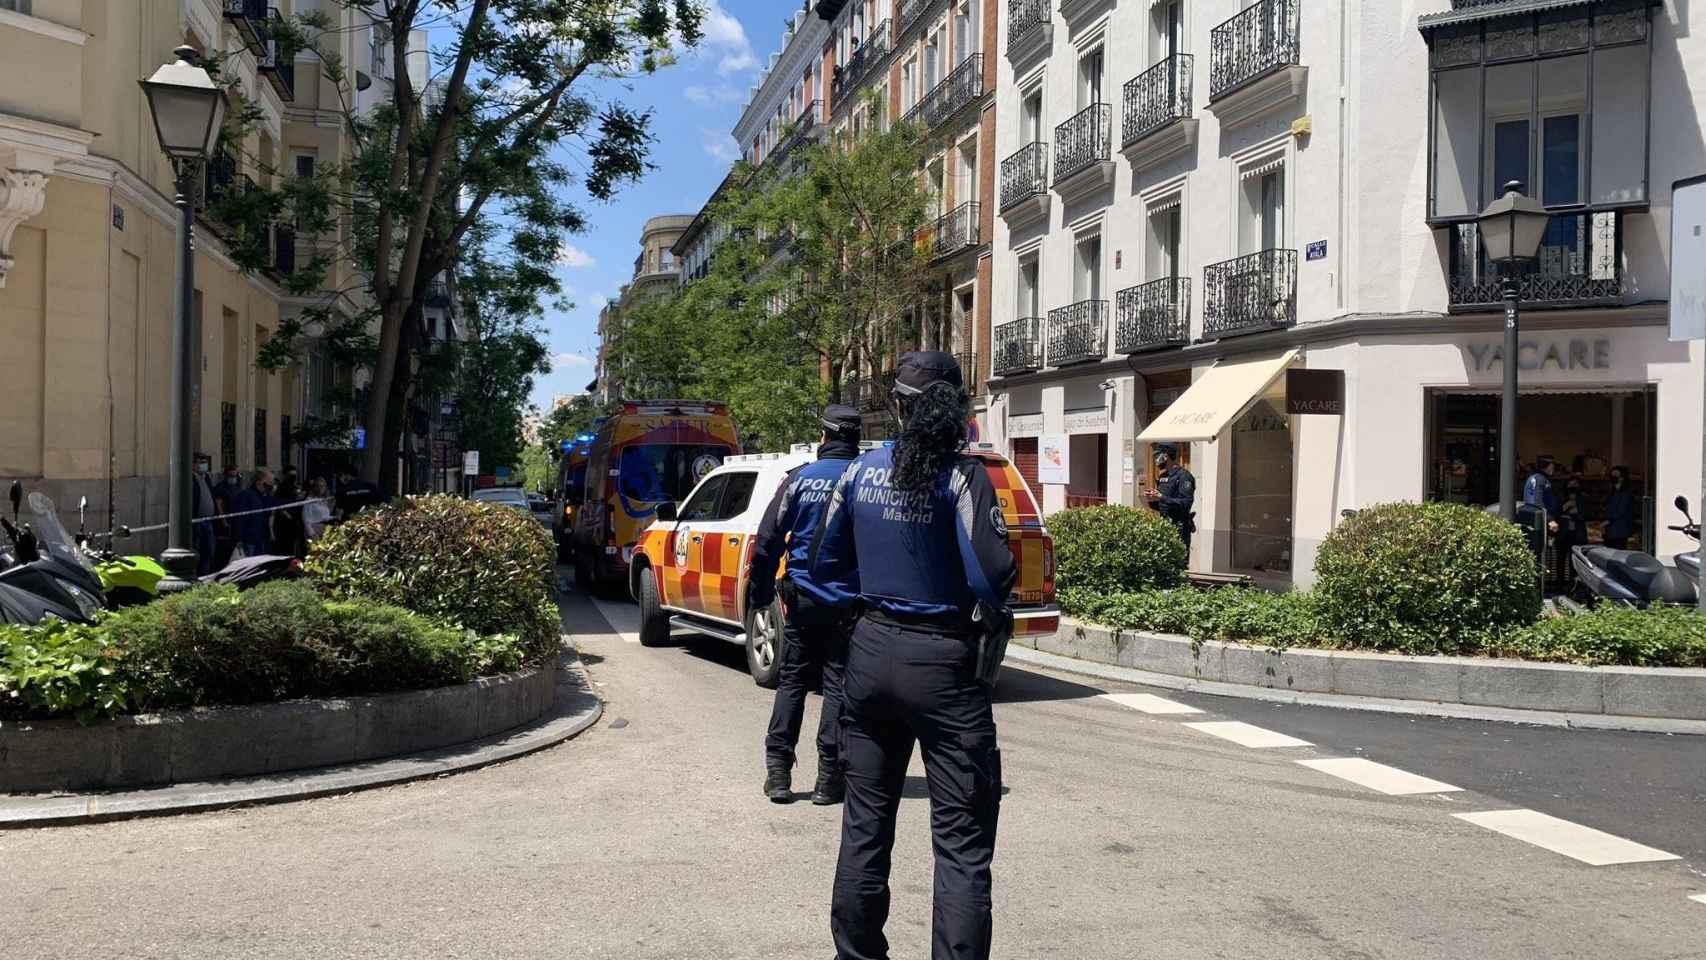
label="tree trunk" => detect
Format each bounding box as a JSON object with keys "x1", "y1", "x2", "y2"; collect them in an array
[
  {"x1": 361, "y1": 300, "x2": 404, "y2": 485},
  {"x1": 377, "y1": 299, "x2": 424, "y2": 496}
]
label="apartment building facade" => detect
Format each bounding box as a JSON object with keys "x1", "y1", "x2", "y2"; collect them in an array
[
  {"x1": 0, "y1": 0, "x2": 400, "y2": 542},
  {"x1": 985, "y1": 0, "x2": 1703, "y2": 586},
  {"x1": 593, "y1": 213, "x2": 694, "y2": 403}
]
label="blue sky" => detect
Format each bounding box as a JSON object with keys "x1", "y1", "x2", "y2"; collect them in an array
[{"x1": 527, "y1": 1, "x2": 787, "y2": 411}]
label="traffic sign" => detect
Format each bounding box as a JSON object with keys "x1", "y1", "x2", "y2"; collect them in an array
[{"x1": 463, "y1": 451, "x2": 480, "y2": 476}]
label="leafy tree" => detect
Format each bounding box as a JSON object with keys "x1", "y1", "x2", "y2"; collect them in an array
[
  {"x1": 221, "y1": 0, "x2": 704, "y2": 492},
  {"x1": 517, "y1": 444, "x2": 555, "y2": 492},
  {"x1": 539, "y1": 392, "x2": 607, "y2": 452}
]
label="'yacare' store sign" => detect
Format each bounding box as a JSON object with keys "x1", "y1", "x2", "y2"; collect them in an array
[
  {"x1": 1286, "y1": 369, "x2": 1344, "y2": 416},
  {"x1": 1465, "y1": 337, "x2": 1611, "y2": 373}
]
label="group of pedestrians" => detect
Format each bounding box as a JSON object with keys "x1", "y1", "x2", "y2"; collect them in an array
[
  {"x1": 745, "y1": 352, "x2": 1018, "y2": 960},
  {"x1": 187, "y1": 459, "x2": 382, "y2": 575}
]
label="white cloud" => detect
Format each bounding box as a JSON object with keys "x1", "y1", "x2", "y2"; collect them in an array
[
  {"x1": 699, "y1": 2, "x2": 757, "y2": 76},
  {"x1": 700, "y1": 127, "x2": 740, "y2": 163},
  {"x1": 555, "y1": 243, "x2": 595, "y2": 269},
  {"x1": 551, "y1": 352, "x2": 593, "y2": 368},
  {"x1": 684, "y1": 83, "x2": 747, "y2": 106}
]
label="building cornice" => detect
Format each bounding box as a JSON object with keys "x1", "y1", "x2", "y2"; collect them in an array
[
  {"x1": 734, "y1": 16, "x2": 831, "y2": 147},
  {"x1": 0, "y1": 8, "x2": 87, "y2": 45}
]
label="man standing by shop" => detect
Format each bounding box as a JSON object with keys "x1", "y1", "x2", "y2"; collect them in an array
[
  {"x1": 1144, "y1": 443, "x2": 1196, "y2": 557},
  {"x1": 810, "y1": 352, "x2": 1016, "y2": 960},
  {"x1": 747, "y1": 404, "x2": 863, "y2": 806}
]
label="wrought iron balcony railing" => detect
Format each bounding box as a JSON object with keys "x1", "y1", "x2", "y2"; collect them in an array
[
  {"x1": 897, "y1": 0, "x2": 930, "y2": 37},
  {"x1": 903, "y1": 54, "x2": 984, "y2": 130},
  {"x1": 1009, "y1": 0, "x2": 1051, "y2": 50},
  {"x1": 993, "y1": 319, "x2": 1043, "y2": 376},
  {"x1": 1123, "y1": 54, "x2": 1192, "y2": 147},
  {"x1": 934, "y1": 201, "x2": 981, "y2": 257},
  {"x1": 1209, "y1": 0, "x2": 1300, "y2": 101},
  {"x1": 1000, "y1": 142, "x2": 1047, "y2": 211},
  {"x1": 426, "y1": 281, "x2": 453, "y2": 307},
  {"x1": 769, "y1": 101, "x2": 822, "y2": 168},
  {"x1": 201, "y1": 150, "x2": 238, "y2": 211},
  {"x1": 223, "y1": 0, "x2": 267, "y2": 48},
  {"x1": 1053, "y1": 103, "x2": 1112, "y2": 186},
  {"x1": 1203, "y1": 249, "x2": 1297, "y2": 339},
  {"x1": 1115, "y1": 277, "x2": 1191, "y2": 353},
  {"x1": 1446, "y1": 213, "x2": 1622, "y2": 312},
  {"x1": 833, "y1": 21, "x2": 891, "y2": 105},
  {"x1": 256, "y1": 9, "x2": 295, "y2": 102},
  {"x1": 1047, "y1": 299, "x2": 1109, "y2": 366}
]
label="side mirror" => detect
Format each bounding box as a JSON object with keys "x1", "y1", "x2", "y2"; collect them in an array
[
  {"x1": 115, "y1": 524, "x2": 133, "y2": 540},
  {"x1": 656, "y1": 502, "x2": 678, "y2": 523},
  {"x1": 1676, "y1": 495, "x2": 1692, "y2": 519}
]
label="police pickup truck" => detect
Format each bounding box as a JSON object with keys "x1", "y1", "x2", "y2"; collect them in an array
[{"x1": 629, "y1": 442, "x2": 1059, "y2": 687}]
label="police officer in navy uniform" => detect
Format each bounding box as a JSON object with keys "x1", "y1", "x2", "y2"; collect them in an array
[
  {"x1": 809, "y1": 351, "x2": 1017, "y2": 960},
  {"x1": 748, "y1": 404, "x2": 864, "y2": 806},
  {"x1": 1144, "y1": 443, "x2": 1196, "y2": 556}
]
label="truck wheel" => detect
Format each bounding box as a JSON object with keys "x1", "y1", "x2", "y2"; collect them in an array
[
  {"x1": 637, "y1": 565, "x2": 670, "y2": 647},
  {"x1": 745, "y1": 599, "x2": 785, "y2": 688}
]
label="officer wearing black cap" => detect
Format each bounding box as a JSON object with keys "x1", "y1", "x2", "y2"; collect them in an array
[
  {"x1": 748, "y1": 404, "x2": 864, "y2": 806},
  {"x1": 809, "y1": 351, "x2": 1016, "y2": 960},
  {"x1": 1144, "y1": 443, "x2": 1196, "y2": 555}
]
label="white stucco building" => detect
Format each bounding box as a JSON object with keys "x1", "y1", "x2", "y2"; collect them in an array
[{"x1": 985, "y1": 0, "x2": 1704, "y2": 588}]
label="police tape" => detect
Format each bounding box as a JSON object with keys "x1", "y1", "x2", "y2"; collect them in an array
[{"x1": 87, "y1": 497, "x2": 337, "y2": 539}]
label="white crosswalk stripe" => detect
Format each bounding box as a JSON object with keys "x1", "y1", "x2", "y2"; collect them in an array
[
  {"x1": 588, "y1": 597, "x2": 642, "y2": 644},
  {"x1": 1297, "y1": 758, "x2": 1462, "y2": 796},
  {"x1": 1453, "y1": 809, "x2": 1681, "y2": 866},
  {"x1": 1099, "y1": 693, "x2": 1204, "y2": 715},
  {"x1": 1183, "y1": 721, "x2": 1311, "y2": 749},
  {"x1": 1688, "y1": 894, "x2": 1706, "y2": 906}
]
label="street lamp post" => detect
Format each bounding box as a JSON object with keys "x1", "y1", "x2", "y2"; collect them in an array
[
  {"x1": 140, "y1": 46, "x2": 227, "y2": 591},
  {"x1": 1475, "y1": 180, "x2": 1551, "y2": 522}
]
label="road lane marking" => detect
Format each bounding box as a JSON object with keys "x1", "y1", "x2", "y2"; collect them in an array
[
  {"x1": 1183, "y1": 721, "x2": 1311, "y2": 749},
  {"x1": 1453, "y1": 810, "x2": 1681, "y2": 866},
  {"x1": 1099, "y1": 693, "x2": 1204, "y2": 715},
  {"x1": 1689, "y1": 894, "x2": 1706, "y2": 906},
  {"x1": 1297, "y1": 758, "x2": 1462, "y2": 795},
  {"x1": 588, "y1": 597, "x2": 642, "y2": 644}
]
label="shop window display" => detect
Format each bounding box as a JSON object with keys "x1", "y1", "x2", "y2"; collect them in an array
[{"x1": 1230, "y1": 389, "x2": 1294, "y2": 573}]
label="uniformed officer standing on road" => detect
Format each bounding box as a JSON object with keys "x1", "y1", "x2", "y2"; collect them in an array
[
  {"x1": 809, "y1": 351, "x2": 1017, "y2": 960},
  {"x1": 747, "y1": 404, "x2": 864, "y2": 806}
]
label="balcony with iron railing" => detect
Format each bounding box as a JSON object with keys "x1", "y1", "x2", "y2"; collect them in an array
[
  {"x1": 1123, "y1": 54, "x2": 1193, "y2": 148},
  {"x1": 256, "y1": 9, "x2": 295, "y2": 102},
  {"x1": 934, "y1": 201, "x2": 981, "y2": 258},
  {"x1": 903, "y1": 54, "x2": 984, "y2": 130},
  {"x1": 1445, "y1": 213, "x2": 1623, "y2": 312},
  {"x1": 1209, "y1": 0, "x2": 1301, "y2": 108},
  {"x1": 897, "y1": 0, "x2": 932, "y2": 38},
  {"x1": 768, "y1": 101, "x2": 823, "y2": 168},
  {"x1": 1052, "y1": 102, "x2": 1112, "y2": 199},
  {"x1": 223, "y1": 0, "x2": 267, "y2": 48},
  {"x1": 1000, "y1": 142, "x2": 1047, "y2": 212},
  {"x1": 1008, "y1": 0, "x2": 1052, "y2": 63},
  {"x1": 1203, "y1": 249, "x2": 1297, "y2": 340},
  {"x1": 426, "y1": 281, "x2": 453, "y2": 307},
  {"x1": 992, "y1": 318, "x2": 1042, "y2": 377},
  {"x1": 201, "y1": 150, "x2": 238, "y2": 211},
  {"x1": 1115, "y1": 277, "x2": 1191, "y2": 353},
  {"x1": 833, "y1": 21, "x2": 891, "y2": 106},
  {"x1": 1046, "y1": 299, "x2": 1108, "y2": 366}
]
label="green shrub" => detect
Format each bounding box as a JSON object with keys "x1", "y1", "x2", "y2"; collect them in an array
[
  {"x1": 1313, "y1": 501, "x2": 1540, "y2": 655},
  {"x1": 306, "y1": 495, "x2": 559, "y2": 660},
  {"x1": 1061, "y1": 586, "x2": 1322, "y2": 650},
  {"x1": 0, "y1": 619, "x2": 128, "y2": 723},
  {"x1": 1497, "y1": 606, "x2": 1706, "y2": 667},
  {"x1": 1047, "y1": 504, "x2": 1186, "y2": 595}
]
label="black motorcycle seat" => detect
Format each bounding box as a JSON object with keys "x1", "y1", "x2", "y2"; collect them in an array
[{"x1": 1583, "y1": 547, "x2": 1665, "y2": 589}]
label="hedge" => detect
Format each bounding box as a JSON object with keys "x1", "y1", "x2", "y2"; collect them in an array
[
  {"x1": 0, "y1": 582, "x2": 543, "y2": 723},
  {"x1": 1047, "y1": 504, "x2": 1186, "y2": 595}
]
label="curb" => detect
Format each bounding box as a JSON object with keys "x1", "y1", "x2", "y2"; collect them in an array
[
  {"x1": 0, "y1": 650, "x2": 604, "y2": 828},
  {"x1": 1011, "y1": 622, "x2": 1706, "y2": 736}
]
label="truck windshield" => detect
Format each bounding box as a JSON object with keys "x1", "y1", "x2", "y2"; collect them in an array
[{"x1": 619, "y1": 445, "x2": 728, "y2": 504}]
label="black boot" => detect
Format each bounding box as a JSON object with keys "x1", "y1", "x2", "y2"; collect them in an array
[
  {"x1": 764, "y1": 756, "x2": 793, "y2": 803},
  {"x1": 810, "y1": 764, "x2": 845, "y2": 806}
]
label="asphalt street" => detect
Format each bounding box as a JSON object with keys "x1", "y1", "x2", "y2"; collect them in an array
[{"x1": 2, "y1": 580, "x2": 1703, "y2": 959}]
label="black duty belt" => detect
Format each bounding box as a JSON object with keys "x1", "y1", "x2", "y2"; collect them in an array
[{"x1": 866, "y1": 609, "x2": 976, "y2": 635}]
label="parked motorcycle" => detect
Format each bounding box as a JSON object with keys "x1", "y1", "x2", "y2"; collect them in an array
[
  {"x1": 1569, "y1": 499, "x2": 1696, "y2": 608},
  {"x1": 1669, "y1": 495, "x2": 1701, "y2": 586},
  {"x1": 0, "y1": 482, "x2": 108, "y2": 625},
  {"x1": 73, "y1": 499, "x2": 166, "y2": 609}
]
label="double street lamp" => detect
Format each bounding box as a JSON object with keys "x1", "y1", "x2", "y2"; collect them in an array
[
  {"x1": 1475, "y1": 180, "x2": 1551, "y2": 523},
  {"x1": 140, "y1": 46, "x2": 227, "y2": 590}
]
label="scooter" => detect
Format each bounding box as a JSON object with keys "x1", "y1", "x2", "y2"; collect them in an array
[
  {"x1": 1669, "y1": 495, "x2": 1701, "y2": 586},
  {"x1": 74, "y1": 498, "x2": 166, "y2": 609},
  {"x1": 0, "y1": 482, "x2": 107, "y2": 625},
  {"x1": 1569, "y1": 509, "x2": 1696, "y2": 608}
]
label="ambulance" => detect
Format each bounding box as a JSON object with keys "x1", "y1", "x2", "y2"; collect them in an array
[
  {"x1": 568, "y1": 401, "x2": 742, "y2": 594},
  {"x1": 629, "y1": 441, "x2": 1059, "y2": 687}
]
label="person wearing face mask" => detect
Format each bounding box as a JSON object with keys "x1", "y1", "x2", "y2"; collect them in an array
[
  {"x1": 1143, "y1": 443, "x2": 1196, "y2": 557},
  {"x1": 212, "y1": 465, "x2": 243, "y2": 568},
  {"x1": 234, "y1": 469, "x2": 276, "y2": 558},
  {"x1": 1604, "y1": 465, "x2": 1636, "y2": 551},
  {"x1": 191, "y1": 453, "x2": 218, "y2": 575}
]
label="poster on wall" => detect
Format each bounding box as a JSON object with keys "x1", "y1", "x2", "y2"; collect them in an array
[{"x1": 1038, "y1": 435, "x2": 1070, "y2": 485}]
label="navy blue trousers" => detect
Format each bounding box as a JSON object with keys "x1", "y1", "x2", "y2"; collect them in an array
[
  {"x1": 831, "y1": 616, "x2": 1001, "y2": 960},
  {"x1": 764, "y1": 586, "x2": 848, "y2": 767}
]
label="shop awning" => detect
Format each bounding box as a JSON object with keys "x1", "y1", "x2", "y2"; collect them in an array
[
  {"x1": 1137, "y1": 350, "x2": 1299, "y2": 443},
  {"x1": 1418, "y1": 0, "x2": 1598, "y2": 34}
]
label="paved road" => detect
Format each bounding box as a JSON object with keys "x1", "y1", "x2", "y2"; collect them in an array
[{"x1": 2, "y1": 582, "x2": 1703, "y2": 959}]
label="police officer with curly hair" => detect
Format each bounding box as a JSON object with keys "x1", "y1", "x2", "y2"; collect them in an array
[
  {"x1": 747, "y1": 404, "x2": 864, "y2": 806},
  {"x1": 809, "y1": 351, "x2": 1017, "y2": 960}
]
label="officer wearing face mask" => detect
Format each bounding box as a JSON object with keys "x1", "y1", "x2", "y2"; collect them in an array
[
  {"x1": 1144, "y1": 443, "x2": 1196, "y2": 556},
  {"x1": 809, "y1": 351, "x2": 1016, "y2": 960},
  {"x1": 747, "y1": 403, "x2": 864, "y2": 806}
]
